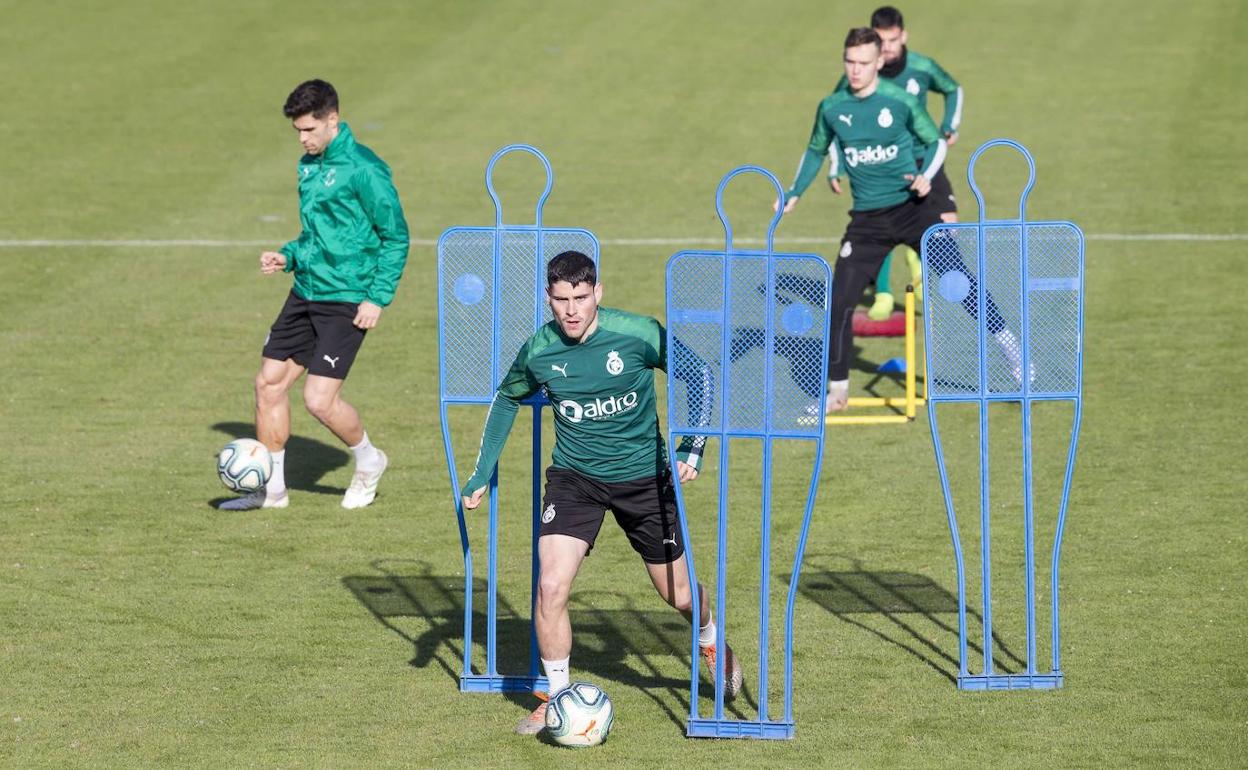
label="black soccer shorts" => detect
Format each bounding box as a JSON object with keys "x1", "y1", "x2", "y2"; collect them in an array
[
  {"x1": 540, "y1": 466, "x2": 685, "y2": 564},
  {"x1": 926, "y1": 165, "x2": 958, "y2": 216},
  {"x1": 261, "y1": 291, "x2": 367, "y2": 379}
]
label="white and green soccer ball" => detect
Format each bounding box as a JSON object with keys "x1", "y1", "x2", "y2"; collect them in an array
[
  {"x1": 545, "y1": 682, "x2": 614, "y2": 747},
  {"x1": 216, "y1": 438, "x2": 272, "y2": 493}
]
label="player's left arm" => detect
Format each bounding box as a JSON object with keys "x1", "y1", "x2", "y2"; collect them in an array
[
  {"x1": 905, "y1": 97, "x2": 947, "y2": 195},
  {"x1": 353, "y1": 164, "x2": 411, "y2": 328},
  {"x1": 926, "y1": 58, "x2": 963, "y2": 140},
  {"x1": 649, "y1": 320, "x2": 714, "y2": 482}
]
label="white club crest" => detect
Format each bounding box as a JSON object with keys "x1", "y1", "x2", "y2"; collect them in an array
[
  {"x1": 542, "y1": 504, "x2": 556, "y2": 523},
  {"x1": 606, "y1": 350, "x2": 624, "y2": 375},
  {"x1": 840, "y1": 240, "x2": 853, "y2": 258},
  {"x1": 878, "y1": 108, "x2": 894, "y2": 128},
  {"x1": 906, "y1": 78, "x2": 920, "y2": 95}
]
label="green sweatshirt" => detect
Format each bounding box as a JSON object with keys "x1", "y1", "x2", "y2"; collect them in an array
[
  {"x1": 462, "y1": 307, "x2": 707, "y2": 493},
  {"x1": 279, "y1": 122, "x2": 410, "y2": 307},
  {"x1": 787, "y1": 79, "x2": 944, "y2": 212}
]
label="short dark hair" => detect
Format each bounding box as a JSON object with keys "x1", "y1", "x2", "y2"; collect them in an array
[
  {"x1": 283, "y1": 79, "x2": 338, "y2": 120},
  {"x1": 547, "y1": 251, "x2": 596, "y2": 288},
  {"x1": 871, "y1": 5, "x2": 905, "y2": 30},
  {"x1": 844, "y1": 27, "x2": 882, "y2": 49}
]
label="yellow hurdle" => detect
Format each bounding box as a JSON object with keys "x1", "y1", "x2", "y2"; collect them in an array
[{"x1": 826, "y1": 285, "x2": 927, "y2": 426}]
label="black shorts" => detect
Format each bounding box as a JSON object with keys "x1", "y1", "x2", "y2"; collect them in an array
[
  {"x1": 540, "y1": 466, "x2": 684, "y2": 564},
  {"x1": 261, "y1": 291, "x2": 367, "y2": 379},
  {"x1": 925, "y1": 166, "x2": 958, "y2": 216},
  {"x1": 838, "y1": 198, "x2": 930, "y2": 278}
]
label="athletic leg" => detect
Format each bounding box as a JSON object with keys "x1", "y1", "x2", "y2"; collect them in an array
[{"x1": 869, "y1": 250, "x2": 896, "y2": 320}]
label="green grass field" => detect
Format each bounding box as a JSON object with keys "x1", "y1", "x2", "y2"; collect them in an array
[{"x1": 2, "y1": 0, "x2": 1246, "y2": 766}]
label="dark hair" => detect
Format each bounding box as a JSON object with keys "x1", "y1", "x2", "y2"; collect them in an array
[
  {"x1": 870, "y1": 5, "x2": 905, "y2": 30},
  {"x1": 283, "y1": 79, "x2": 338, "y2": 119},
  {"x1": 844, "y1": 27, "x2": 882, "y2": 49},
  {"x1": 547, "y1": 251, "x2": 596, "y2": 287}
]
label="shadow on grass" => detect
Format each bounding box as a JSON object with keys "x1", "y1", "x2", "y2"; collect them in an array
[
  {"x1": 791, "y1": 552, "x2": 1027, "y2": 684},
  {"x1": 343, "y1": 558, "x2": 750, "y2": 733},
  {"x1": 210, "y1": 422, "x2": 349, "y2": 505}
]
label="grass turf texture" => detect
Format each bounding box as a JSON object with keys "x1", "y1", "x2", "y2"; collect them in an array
[{"x1": 2, "y1": 0, "x2": 1245, "y2": 766}]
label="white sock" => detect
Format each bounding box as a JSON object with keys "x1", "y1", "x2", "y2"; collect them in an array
[
  {"x1": 267, "y1": 450, "x2": 287, "y2": 497},
  {"x1": 350, "y1": 432, "x2": 383, "y2": 472},
  {"x1": 542, "y1": 656, "x2": 570, "y2": 694},
  {"x1": 699, "y1": 615, "x2": 717, "y2": 648}
]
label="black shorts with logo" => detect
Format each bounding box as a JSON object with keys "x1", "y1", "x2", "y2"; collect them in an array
[
  {"x1": 540, "y1": 466, "x2": 684, "y2": 565},
  {"x1": 262, "y1": 291, "x2": 367, "y2": 379}
]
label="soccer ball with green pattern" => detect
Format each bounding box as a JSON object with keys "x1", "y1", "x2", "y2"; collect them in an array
[
  {"x1": 216, "y1": 438, "x2": 272, "y2": 493},
  {"x1": 545, "y1": 682, "x2": 614, "y2": 747}
]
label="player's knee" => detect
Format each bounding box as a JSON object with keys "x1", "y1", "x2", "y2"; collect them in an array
[
  {"x1": 666, "y1": 581, "x2": 694, "y2": 613},
  {"x1": 537, "y1": 573, "x2": 572, "y2": 611},
  {"x1": 255, "y1": 370, "x2": 287, "y2": 404},
  {"x1": 303, "y1": 389, "x2": 336, "y2": 421},
  {"x1": 941, "y1": 212, "x2": 959, "y2": 224}
]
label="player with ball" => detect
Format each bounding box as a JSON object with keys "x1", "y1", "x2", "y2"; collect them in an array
[
  {"x1": 219, "y1": 79, "x2": 410, "y2": 511},
  {"x1": 462, "y1": 251, "x2": 743, "y2": 737}
]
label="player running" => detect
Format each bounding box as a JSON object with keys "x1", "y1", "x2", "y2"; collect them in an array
[
  {"x1": 220, "y1": 79, "x2": 410, "y2": 510},
  {"x1": 460, "y1": 250, "x2": 743, "y2": 735},
  {"x1": 853, "y1": 5, "x2": 964, "y2": 318},
  {"x1": 780, "y1": 28, "x2": 1020, "y2": 412}
]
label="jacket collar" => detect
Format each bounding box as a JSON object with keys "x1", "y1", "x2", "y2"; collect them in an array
[{"x1": 321, "y1": 122, "x2": 354, "y2": 161}]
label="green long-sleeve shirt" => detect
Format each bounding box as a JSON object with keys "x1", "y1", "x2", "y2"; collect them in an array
[
  {"x1": 462, "y1": 307, "x2": 707, "y2": 493},
  {"x1": 836, "y1": 48, "x2": 963, "y2": 136},
  {"x1": 278, "y1": 122, "x2": 410, "y2": 307},
  {"x1": 787, "y1": 79, "x2": 944, "y2": 212}
]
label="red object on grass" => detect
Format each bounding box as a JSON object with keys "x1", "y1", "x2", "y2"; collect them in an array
[{"x1": 852, "y1": 309, "x2": 906, "y2": 337}]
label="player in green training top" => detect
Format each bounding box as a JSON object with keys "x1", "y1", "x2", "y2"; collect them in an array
[
  {"x1": 460, "y1": 251, "x2": 743, "y2": 736},
  {"x1": 220, "y1": 80, "x2": 409, "y2": 511},
  {"x1": 781, "y1": 28, "x2": 1022, "y2": 411},
  {"x1": 857, "y1": 5, "x2": 965, "y2": 318}
]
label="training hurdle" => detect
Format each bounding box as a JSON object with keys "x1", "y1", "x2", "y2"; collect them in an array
[
  {"x1": 923, "y1": 139, "x2": 1084, "y2": 690},
  {"x1": 667, "y1": 166, "x2": 831, "y2": 739},
  {"x1": 437, "y1": 144, "x2": 599, "y2": 693},
  {"x1": 826, "y1": 284, "x2": 928, "y2": 425}
]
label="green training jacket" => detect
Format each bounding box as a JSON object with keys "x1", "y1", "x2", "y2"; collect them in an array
[{"x1": 278, "y1": 122, "x2": 410, "y2": 307}]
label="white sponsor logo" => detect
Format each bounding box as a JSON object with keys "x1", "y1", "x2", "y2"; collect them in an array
[
  {"x1": 837, "y1": 113, "x2": 853, "y2": 127},
  {"x1": 606, "y1": 350, "x2": 624, "y2": 375},
  {"x1": 877, "y1": 108, "x2": 894, "y2": 127},
  {"x1": 557, "y1": 391, "x2": 639, "y2": 422},
  {"x1": 542, "y1": 503, "x2": 556, "y2": 523},
  {"x1": 324, "y1": 168, "x2": 337, "y2": 187},
  {"x1": 843, "y1": 144, "x2": 899, "y2": 167},
  {"x1": 551, "y1": 363, "x2": 569, "y2": 378},
  {"x1": 322, "y1": 354, "x2": 340, "y2": 369},
  {"x1": 839, "y1": 241, "x2": 853, "y2": 258},
  {"x1": 906, "y1": 78, "x2": 920, "y2": 95},
  {"x1": 662, "y1": 531, "x2": 678, "y2": 546}
]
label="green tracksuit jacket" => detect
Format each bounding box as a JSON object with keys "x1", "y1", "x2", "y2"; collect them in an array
[{"x1": 278, "y1": 122, "x2": 410, "y2": 307}]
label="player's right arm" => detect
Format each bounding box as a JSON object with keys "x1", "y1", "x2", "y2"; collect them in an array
[
  {"x1": 782, "y1": 100, "x2": 837, "y2": 211},
  {"x1": 460, "y1": 344, "x2": 542, "y2": 510}
]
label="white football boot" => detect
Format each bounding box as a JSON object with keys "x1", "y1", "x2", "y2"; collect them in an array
[
  {"x1": 218, "y1": 487, "x2": 288, "y2": 510},
  {"x1": 342, "y1": 450, "x2": 388, "y2": 509}
]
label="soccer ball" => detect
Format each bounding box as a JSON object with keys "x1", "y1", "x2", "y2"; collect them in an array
[
  {"x1": 545, "y1": 682, "x2": 614, "y2": 747},
  {"x1": 216, "y1": 438, "x2": 272, "y2": 493}
]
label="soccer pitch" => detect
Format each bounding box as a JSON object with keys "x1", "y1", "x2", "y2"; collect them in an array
[{"x1": 2, "y1": 0, "x2": 1245, "y2": 766}]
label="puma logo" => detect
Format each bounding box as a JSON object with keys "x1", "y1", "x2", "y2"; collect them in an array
[
  {"x1": 323, "y1": 354, "x2": 340, "y2": 369},
  {"x1": 551, "y1": 363, "x2": 569, "y2": 378},
  {"x1": 662, "y1": 532, "x2": 678, "y2": 546},
  {"x1": 838, "y1": 114, "x2": 853, "y2": 127}
]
